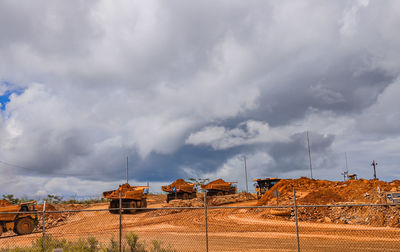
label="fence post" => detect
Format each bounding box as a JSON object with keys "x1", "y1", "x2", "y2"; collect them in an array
[
  {"x1": 119, "y1": 191, "x2": 122, "y2": 252},
  {"x1": 293, "y1": 188, "x2": 300, "y2": 252},
  {"x1": 42, "y1": 200, "x2": 46, "y2": 252},
  {"x1": 204, "y1": 191, "x2": 209, "y2": 252}
]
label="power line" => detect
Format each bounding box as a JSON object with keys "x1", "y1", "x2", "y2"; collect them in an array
[{"x1": 0, "y1": 160, "x2": 38, "y2": 171}]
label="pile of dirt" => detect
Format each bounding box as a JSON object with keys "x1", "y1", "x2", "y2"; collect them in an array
[
  {"x1": 162, "y1": 193, "x2": 256, "y2": 208},
  {"x1": 0, "y1": 199, "x2": 12, "y2": 207},
  {"x1": 207, "y1": 193, "x2": 256, "y2": 206},
  {"x1": 36, "y1": 203, "x2": 91, "y2": 229},
  {"x1": 256, "y1": 177, "x2": 400, "y2": 227},
  {"x1": 162, "y1": 198, "x2": 204, "y2": 208},
  {"x1": 207, "y1": 179, "x2": 227, "y2": 185},
  {"x1": 295, "y1": 205, "x2": 400, "y2": 227},
  {"x1": 169, "y1": 179, "x2": 191, "y2": 187},
  {"x1": 258, "y1": 177, "x2": 400, "y2": 205}
]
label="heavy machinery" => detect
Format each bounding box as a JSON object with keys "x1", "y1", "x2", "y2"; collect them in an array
[
  {"x1": 201, "y1": 179, "x2": 237, "y2": 196},
  {"x1": 102, "y1": 184, "x2": 149, "y2": 214},
  {"x1": 0, "y1": 199, "x2": 38, "y2": 236},
  {"x1": 162, "y1": 179, "x2": 197, "y2": 203},
  {"x1": 253, "y1": 178, "x2": 281, "y2": 199},
  {"x1": 386, "y1": 192, "x2": 400, "y2": 204}
]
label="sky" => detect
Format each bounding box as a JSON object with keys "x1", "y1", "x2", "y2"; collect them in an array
[{"x1": 1, "y1": 0, "x2": 400, "y2": 198}]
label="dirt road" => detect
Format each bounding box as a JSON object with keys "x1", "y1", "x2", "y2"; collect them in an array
[{"x1": 1, "y1": 199, "x2": 400, "y2": 251}]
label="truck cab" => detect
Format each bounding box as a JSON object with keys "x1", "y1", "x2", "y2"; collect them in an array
[{"x1": 253, "y1": 178, "x2": 281, "y2": 199}]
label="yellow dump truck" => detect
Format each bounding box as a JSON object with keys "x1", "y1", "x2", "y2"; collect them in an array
[
  {"x1": 162, "y1": 179, "x2": 197, "y2": 203},
  {"x1": 253, "y1": 178, "x2": 281, "y2": 199},
  {"x1": 103, "y1": 183, "x2": 149, "y2": 214},
  {"x1": 201, "y1": 179, "x2": 237, "y2": 196},
  {"x1": 0, "y1": 199, "x2": 38, "y2": 236}
]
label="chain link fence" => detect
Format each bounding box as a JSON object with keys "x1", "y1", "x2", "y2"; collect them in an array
[{"x1": 1, "y1": 193, "x2": 400, "y2": 251}]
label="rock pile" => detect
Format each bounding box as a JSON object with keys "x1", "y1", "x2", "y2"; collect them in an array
[
  {"x1": 257, "y1": 177, "x2": 400, "y2": 227},
  {"x1": 162, "y1": 193, "x2": 256, "y2": 208}
]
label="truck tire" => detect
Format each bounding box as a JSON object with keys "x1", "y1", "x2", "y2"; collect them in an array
[
  {"x1": 14, "y1": 218, "x2": 35, "y2": 235},
  {"x1": 141, "y1": 198, "x2": 147, "y2": 208},
  {"x1": 109, "y1": 200, "x2": 120, "y2": 214},
  {"x1": 217, "y1": 191, "x2": 224, "y2": 196},
  {"x1": 128, "y1": 201, "x2": 137, "y2": 214},
  {"x1": 183, "y1": 193, "x2": 189, "y2": 200}
]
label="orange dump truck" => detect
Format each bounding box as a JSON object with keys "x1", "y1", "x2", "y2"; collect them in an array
[
  {"x1": 162, "y1": 179, "x2": 197, "y2": 203},
  {"x1": 0, "y1": 199, "x2": 38, "y2": 236},
  {"x1": 201, "y1": 179, "x2": 237, "y2": 196},
  {"x1": 102, "y1": 183, "x2": 149, "y2": 214}
]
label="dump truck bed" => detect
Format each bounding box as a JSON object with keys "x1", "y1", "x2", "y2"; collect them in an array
[
  {"x1": 201, "y1": 179, "x2": 237, "y2": 191},
  {"x1": 102, "y1": 184, "x2": 148, "y2": 201},
  {"x1": 161, "y1": 179, "x2": 195, "y2": 193}
]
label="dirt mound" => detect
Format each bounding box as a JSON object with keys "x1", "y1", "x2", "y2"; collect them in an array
[
  {"x1": 207, "y1": 179, "x2": 227, "y2": 185},
  {"x1": 0, "y1": 199, "x2": 12, "y2": 207},
  {"x1": 299, "y1": 189, "x2": 345, "y2": 204},
  {"x1": 207, "y1": 193, "x2": 256, "y2": 206},
  {"x1": 256, "y1": 177, "x2": 400, "y2": 227},
  {"x1": 170, "y1": 179, "x2": 191, "y2": 187},
  {"x1": 162, "y1": 193, "x2": 256, "y2": 208},
  {"x1": 35, "y1": 203, "x2": 92, "y2": 230},
  {"x1": 258, "y1": 177, "x2": 400, "y2": 205}
]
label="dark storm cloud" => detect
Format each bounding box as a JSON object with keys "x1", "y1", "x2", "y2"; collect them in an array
[
  {"x1": 1, "y1": 1, "x2": 400, "y2": 196},
  {"x1": 268, "y1": 132, "x2": 335, "y2": 173}
]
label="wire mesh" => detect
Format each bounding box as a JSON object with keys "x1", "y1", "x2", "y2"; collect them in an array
[
  {"x1": 1, "y1": 203, "x2": 400, "y2": 251},
  {"x1": 296, "y1": 205, "x2": 400, "y2": 251},
  {"x1": 206, "y1": 206, "x2": 298, "y2": 251}
]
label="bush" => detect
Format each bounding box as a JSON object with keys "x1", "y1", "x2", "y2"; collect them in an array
[{"x1": 0, "y1": 233, "x2": 175, "y2": 252}]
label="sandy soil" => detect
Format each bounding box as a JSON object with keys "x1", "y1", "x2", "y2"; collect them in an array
[{"x1": 1, "y1": 198, "x2": 400, "y2": 251}]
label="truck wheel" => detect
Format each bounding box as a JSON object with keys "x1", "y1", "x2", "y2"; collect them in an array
[
  {"x1": 141, "y1": 198, "x2": 147, "y2": 208},
  {"x1": 14, "y1": 218, "x2": 35, "y2": 235},
  {"x1": 128, "y1": 201, "x2": 137, "y2": 214},
  {"x1": 183, "y1": 193, "x2": 189, "y2": 200},
  {"x1": 109, "y1": 200, "x2": 120, "y2": 214},
  {"x1": 217, "y1": 191, "x2": 224, "y2": 196}
]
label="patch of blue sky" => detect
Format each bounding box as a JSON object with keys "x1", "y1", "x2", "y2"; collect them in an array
[{"x1": 0, "y1": 81, "x2": 25, "y2": 111}]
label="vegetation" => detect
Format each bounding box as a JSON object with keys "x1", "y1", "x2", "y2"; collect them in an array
[
  {"x1": 1, "y1": 194, "x2": 34, "y2": 204},
  {"x1": 0, "y1": 232, "x2": 176, "y2": 252},
  {"x1": 1, "y1": 194, "x2": 108, "y2": 205}
]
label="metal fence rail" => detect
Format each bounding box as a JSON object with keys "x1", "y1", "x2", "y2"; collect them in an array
[{"x1": 1, "y1": 194, "x2": 400, "y2": 251}]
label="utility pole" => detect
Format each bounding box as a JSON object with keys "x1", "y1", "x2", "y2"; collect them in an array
[
  {"x1": 126, "y1": 156, "x2": 129, "y2": 184},
  {"x1": 244, "y1": 156, "x2": 248, "y2": 193},
  {"x1": 341, "y1": 152, "x2": 349, "y2": 181},
  {"x1": 371, "y1": 160, "x2": 378, "y2": 180},
  {"x1": 307, "y1": 131, "x2": 313, "y2": 179}
]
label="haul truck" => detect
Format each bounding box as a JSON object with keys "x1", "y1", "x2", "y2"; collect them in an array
[
  {"x1": 162, "y1": 179, "x2": 197, "y2": 203},
  {"x1": 201, "y1": 179, "x2": 237, "y2": 196},
  {"x1": 253, "y1": 178, "x2": 281, "y2": 199},
  {"x1": 103, "y1": 184, "x2": 149, "y2": 214},
  {"x1": 0, "y1": 199, "x2": 38, "y2": 236}
]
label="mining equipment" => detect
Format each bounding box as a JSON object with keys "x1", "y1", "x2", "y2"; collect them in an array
[
  {"x1": 201, "y1": 179, "x2": 237, "y2": 196},
  {"x1": 386, "y1": 192, "x2": 400, "y2": 205},
  {"x1": 102, "y1": 184, "x2": 149, "y2": 214},
  {"x1": 162, "y1": 179, "x2": 197, "y2": 203},
  {"x1": 348, "y1": 174, "x2": 358, "y2": 180},
  {"x1": 253, "y1": 178, "x2": 281, "y2": 199},
  {"x1": 0, "y1": 199, "x2": 38, "y2": 236},
  {"x1": 102, "y1": 157, "x2": 149, "y2": 214}
]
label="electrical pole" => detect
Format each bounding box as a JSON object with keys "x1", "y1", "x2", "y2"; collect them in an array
[
  {"x1": 371, "y1": 160, "x2": 378, "y2": 180},
  {"x1": 244, "y1": 156, "x2": 248, "y2": 193},
  {"x1": 307, "y1": 131, "x2": 313, "y2": 179},
  {"x1": 341, "y1": 152, "x2": 349, "y2": 181},
  {"x1": 126, "y1": 156, "x2": 129, "y2": 184}
]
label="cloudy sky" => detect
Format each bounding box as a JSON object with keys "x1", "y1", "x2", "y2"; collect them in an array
[{"x1": 1, "y1": 0, "x2": 400, "y2": 198}]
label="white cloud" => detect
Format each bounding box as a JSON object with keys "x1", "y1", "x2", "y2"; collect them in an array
[
  {"x1": 1, "y1": 1, "x2": 400, "y2": 196},
  {"x1": 186, "y1": 121, "x2": 290, "y2": 150}
]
